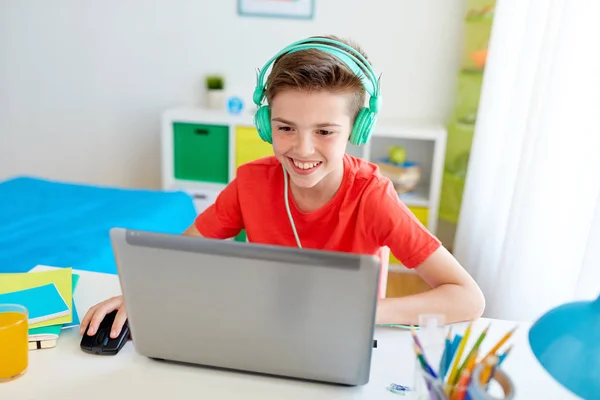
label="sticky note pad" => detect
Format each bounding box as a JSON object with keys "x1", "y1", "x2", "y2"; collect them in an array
[
  {"x1": 29, "y1": 273, "x2": 81, "y2": 339},
  {"x1": 0, "y1": 283, "x2": 70, "y2": 324},
  {"x1": 0, "y1": 268, "x2": 73, "y2": 328}
]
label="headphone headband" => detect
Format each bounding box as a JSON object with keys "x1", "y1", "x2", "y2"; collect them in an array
[{"x1": 253, "y1": 37, "x2": 381, "y2": 109}]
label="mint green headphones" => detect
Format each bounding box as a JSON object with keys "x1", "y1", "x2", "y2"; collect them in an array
[{"x1": 252, "y1": 37, "x2": 382, "y2": 146}]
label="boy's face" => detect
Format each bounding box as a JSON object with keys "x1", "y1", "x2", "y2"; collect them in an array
[{"x1": 270, "y1": 89, "x2": 352, "y2": 190}]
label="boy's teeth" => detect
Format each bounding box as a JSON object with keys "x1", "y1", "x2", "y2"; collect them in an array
[{"x1": 293, "y1": 160, "x2": 321, "y2": 170}]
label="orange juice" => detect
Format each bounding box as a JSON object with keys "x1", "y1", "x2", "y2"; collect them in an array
[{"x1": 0, "y1": 305, "x2": 28, "y2": 382}]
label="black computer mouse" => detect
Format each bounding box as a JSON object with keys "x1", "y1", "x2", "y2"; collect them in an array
[{"x1": 80, "y1": 310, "x2": 130, "y2": 355}]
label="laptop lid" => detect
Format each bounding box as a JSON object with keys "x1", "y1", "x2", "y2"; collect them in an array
[{"x1": 110, "y1": 227, "x2": 381, "y2": 386}]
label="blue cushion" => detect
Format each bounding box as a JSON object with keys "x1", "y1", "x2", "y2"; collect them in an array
[{"x1": 0, "y1": 176, "x2": 197, "y2": 274}]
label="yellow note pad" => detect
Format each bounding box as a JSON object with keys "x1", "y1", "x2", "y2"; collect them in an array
[{"x1": 0, "y1": 268, "x2": 73, "y2": 328}]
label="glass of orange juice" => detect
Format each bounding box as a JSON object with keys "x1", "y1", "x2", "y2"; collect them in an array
[{"x1": 0, "y1": 304, "x2": 28, "y2": 382}]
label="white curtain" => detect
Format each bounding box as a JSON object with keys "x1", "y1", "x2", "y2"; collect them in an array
[{"x1": 453, "y1": 0, "x2": 600, "y2": 322}]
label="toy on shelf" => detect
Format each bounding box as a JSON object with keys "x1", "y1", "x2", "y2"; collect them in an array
[
  {"x1": 376, "y1": 146, "x2": 421, "y2": 195},
  {"x1": 470, "y1": 49, "x2": 488, "y2": 69},
  {"x1": 227, "y1": 96, "x2": 245, "y2": 115}
]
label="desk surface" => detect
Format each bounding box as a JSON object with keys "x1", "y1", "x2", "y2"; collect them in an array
[{"x1": 0, "y1": 268, "x2": 577, "y2": 399}]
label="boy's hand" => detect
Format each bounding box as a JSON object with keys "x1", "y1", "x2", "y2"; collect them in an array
[{"x1": 80, "y1": 295, "x2": 128, "y2": 339}]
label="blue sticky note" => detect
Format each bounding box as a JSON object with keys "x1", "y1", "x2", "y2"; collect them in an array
[{"x1": 0, "y1": 283, "x2": 70, "y2": 324}]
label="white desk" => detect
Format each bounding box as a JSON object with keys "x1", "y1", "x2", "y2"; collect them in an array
[{"x1": 1, "y1": 269, "x2": 577, "y2": 399}]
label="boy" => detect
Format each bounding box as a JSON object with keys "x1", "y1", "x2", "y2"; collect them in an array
[{"x1": 81, "y1": 35, "x2": 485, "y2": 340}]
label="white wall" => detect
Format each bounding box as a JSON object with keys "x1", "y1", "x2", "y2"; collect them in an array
[{"x1": 0, "y1": 0, "x2": 465, "y2": 189}]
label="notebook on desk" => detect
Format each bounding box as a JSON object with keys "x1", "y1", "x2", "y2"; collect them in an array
[
  {"x1": 27, "y1": 269, "x2": 81, "y2": 349},
  {"x1": 0, "y1": 283, "x2": 70, "y2": 324},
  {"x1": 110, "y1": 227, "x2": 381, "y2": 386},
  {"x1": 0, "y1": 267, "x2": 73, "y2": 329}
]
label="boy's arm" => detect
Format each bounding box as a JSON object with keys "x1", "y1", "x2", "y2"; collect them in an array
[
  {"x1": 182, "y1": 223, "x2": 204, "y2": 237},
  {"x1": 376, "y1": 246, "x2": 485, "y2": 325},
  {"x1": 367, "y1": 183, "x2": 485, "y2": 325},
  {"x1": 187, "y1": 178, "x2": 244, "y2": 239}
]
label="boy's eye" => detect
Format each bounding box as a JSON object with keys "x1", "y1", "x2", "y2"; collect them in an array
[
  {"x1": 277, "y1": 126, "x2": 293, "y2": 132},
  {"x1": 317, "y1": 129, "x2": 333, "y2": 135}
]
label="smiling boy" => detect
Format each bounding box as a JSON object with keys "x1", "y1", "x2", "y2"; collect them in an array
[{"x1": 81, "y1": 35, "x2": 485, "y2": 340}]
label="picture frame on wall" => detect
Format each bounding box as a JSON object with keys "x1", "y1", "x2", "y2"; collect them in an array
[{"x1": 238, "y1": 0, "x2": 315, "y2": 20}]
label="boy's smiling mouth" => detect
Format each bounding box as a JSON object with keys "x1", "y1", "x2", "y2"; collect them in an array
[{"x1": 288, "y1": 157, "x2": 323, "y2": 173}]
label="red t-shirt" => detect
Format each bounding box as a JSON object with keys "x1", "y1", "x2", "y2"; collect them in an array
[{"x1": 195, "y1": 154, "x2": 441, "y2": 270}]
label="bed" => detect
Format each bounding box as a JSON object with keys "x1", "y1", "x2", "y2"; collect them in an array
[{"x1": 0, "y1": 176, "x2": 197, "y2": 274}]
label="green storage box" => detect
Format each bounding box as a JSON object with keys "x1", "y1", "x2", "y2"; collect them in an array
[
  {"x1": 234, "y1": 230, "x2": 247, "y2": 243},
  {"x1": 173, "y1": 122, "x2": 229, "y2": 184}
]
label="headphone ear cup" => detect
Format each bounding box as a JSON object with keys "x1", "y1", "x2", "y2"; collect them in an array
[
  {"x1": 350, "y1": 108, "x2": 377, "y2": 146},
  {"x1": 254, "y1": 106, "x2": 273, "y2": 144}
]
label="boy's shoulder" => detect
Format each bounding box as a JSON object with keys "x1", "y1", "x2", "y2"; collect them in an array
[
  {"x1": 344, "y1": 154, "x2": 394, "y2": 193},
  {"x1": 344, "y1": 154, "x2": 383, "y2": 180}
]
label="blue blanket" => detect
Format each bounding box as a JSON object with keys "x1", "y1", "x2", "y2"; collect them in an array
[{"x1": 0, "y1": 176, "x2": 197, "y2": 274}]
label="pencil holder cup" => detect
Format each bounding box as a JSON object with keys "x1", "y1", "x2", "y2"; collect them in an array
[
  {"x1": 413, "y1": 363, "x2": 516, "y2": 400},
  {"x1": 413, "y1": 367, "x2": 468, "y2": 400},
  {"x1": 467, "y1": 363, "x2": 516, "y2": 400}
]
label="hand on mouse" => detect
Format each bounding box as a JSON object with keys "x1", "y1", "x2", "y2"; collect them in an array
[{"x1": 80, "y1": 295, "x2": 128, "y2": 339}]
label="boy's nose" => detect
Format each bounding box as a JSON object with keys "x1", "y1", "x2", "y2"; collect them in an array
[{"x1": 294, "y1": 133, "x2": 315, "y2": 157}]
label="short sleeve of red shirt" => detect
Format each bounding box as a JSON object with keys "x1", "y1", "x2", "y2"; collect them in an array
[
  {"x1": 366, "y1": 179, "x2": 441, "y2": 269},
  {"x1": 194, "y1": 179, "x2": 243, "y2": 239}
]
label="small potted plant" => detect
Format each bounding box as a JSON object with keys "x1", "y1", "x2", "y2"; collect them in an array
[{"x1": 205, "y1": 74, "x2": 226, "y2": 110}]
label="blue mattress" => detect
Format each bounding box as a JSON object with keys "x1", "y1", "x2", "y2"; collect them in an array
[{"x1": 0, "y1": 176, "x2": 197, "y2": 274}]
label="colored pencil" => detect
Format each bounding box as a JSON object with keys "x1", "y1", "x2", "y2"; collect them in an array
[
  {"x1": 478, "y1": 355, "x2": 498, "y2": 385},
  {"x1": 452, "y1": 369, "x2": 472, "y2": 400},
  {"x1": 447, "y1": 322, "x2": 473, "y2": 386},
  {"x1": 439, "y1": 328, "x2": 452, "y2": 379},
  {"x1": 450, "y1": 351, "x2": 477, "y2": 399},
  {"x1": 479, "y1": 325, "x2": 517, "y2": 363},
  {"x1": 455, "y1": 323, "x2": 490, "y2": 380},
  {"x1": 410, "y1": 327, "x2": 438, "y2": 380},
  {"x1": 414, "y1": 344, "x2": 438, "y2": 379},
  {"x1": 410, "y1": 325, "x2": 424, "y2": 350},
  {"x1": 446, "y1": 333, "x2": 462, "y2": 375},
  {"x1": 498, "y1": 344, "x2": 513, "y2": 366},
  {"x1": 413, "y1": 343, "x2": 443, "y2": 399}
]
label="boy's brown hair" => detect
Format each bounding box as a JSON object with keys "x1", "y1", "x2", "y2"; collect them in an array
[{"x1": 265, "y1": 35, "x2": 371, "y2": 123}]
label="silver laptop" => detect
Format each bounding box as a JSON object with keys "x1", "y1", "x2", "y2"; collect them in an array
[{"x1": 109, "y1": 227, "x2": 381, "y2": 386}]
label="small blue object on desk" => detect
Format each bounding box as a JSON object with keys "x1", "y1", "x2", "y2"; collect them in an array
[
  {"x1": 387, "y1": 383, "x2": 410, "y2": 395},
  {"x1": 528, "y1": 293, "x2": 600, "y2": 400}
]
